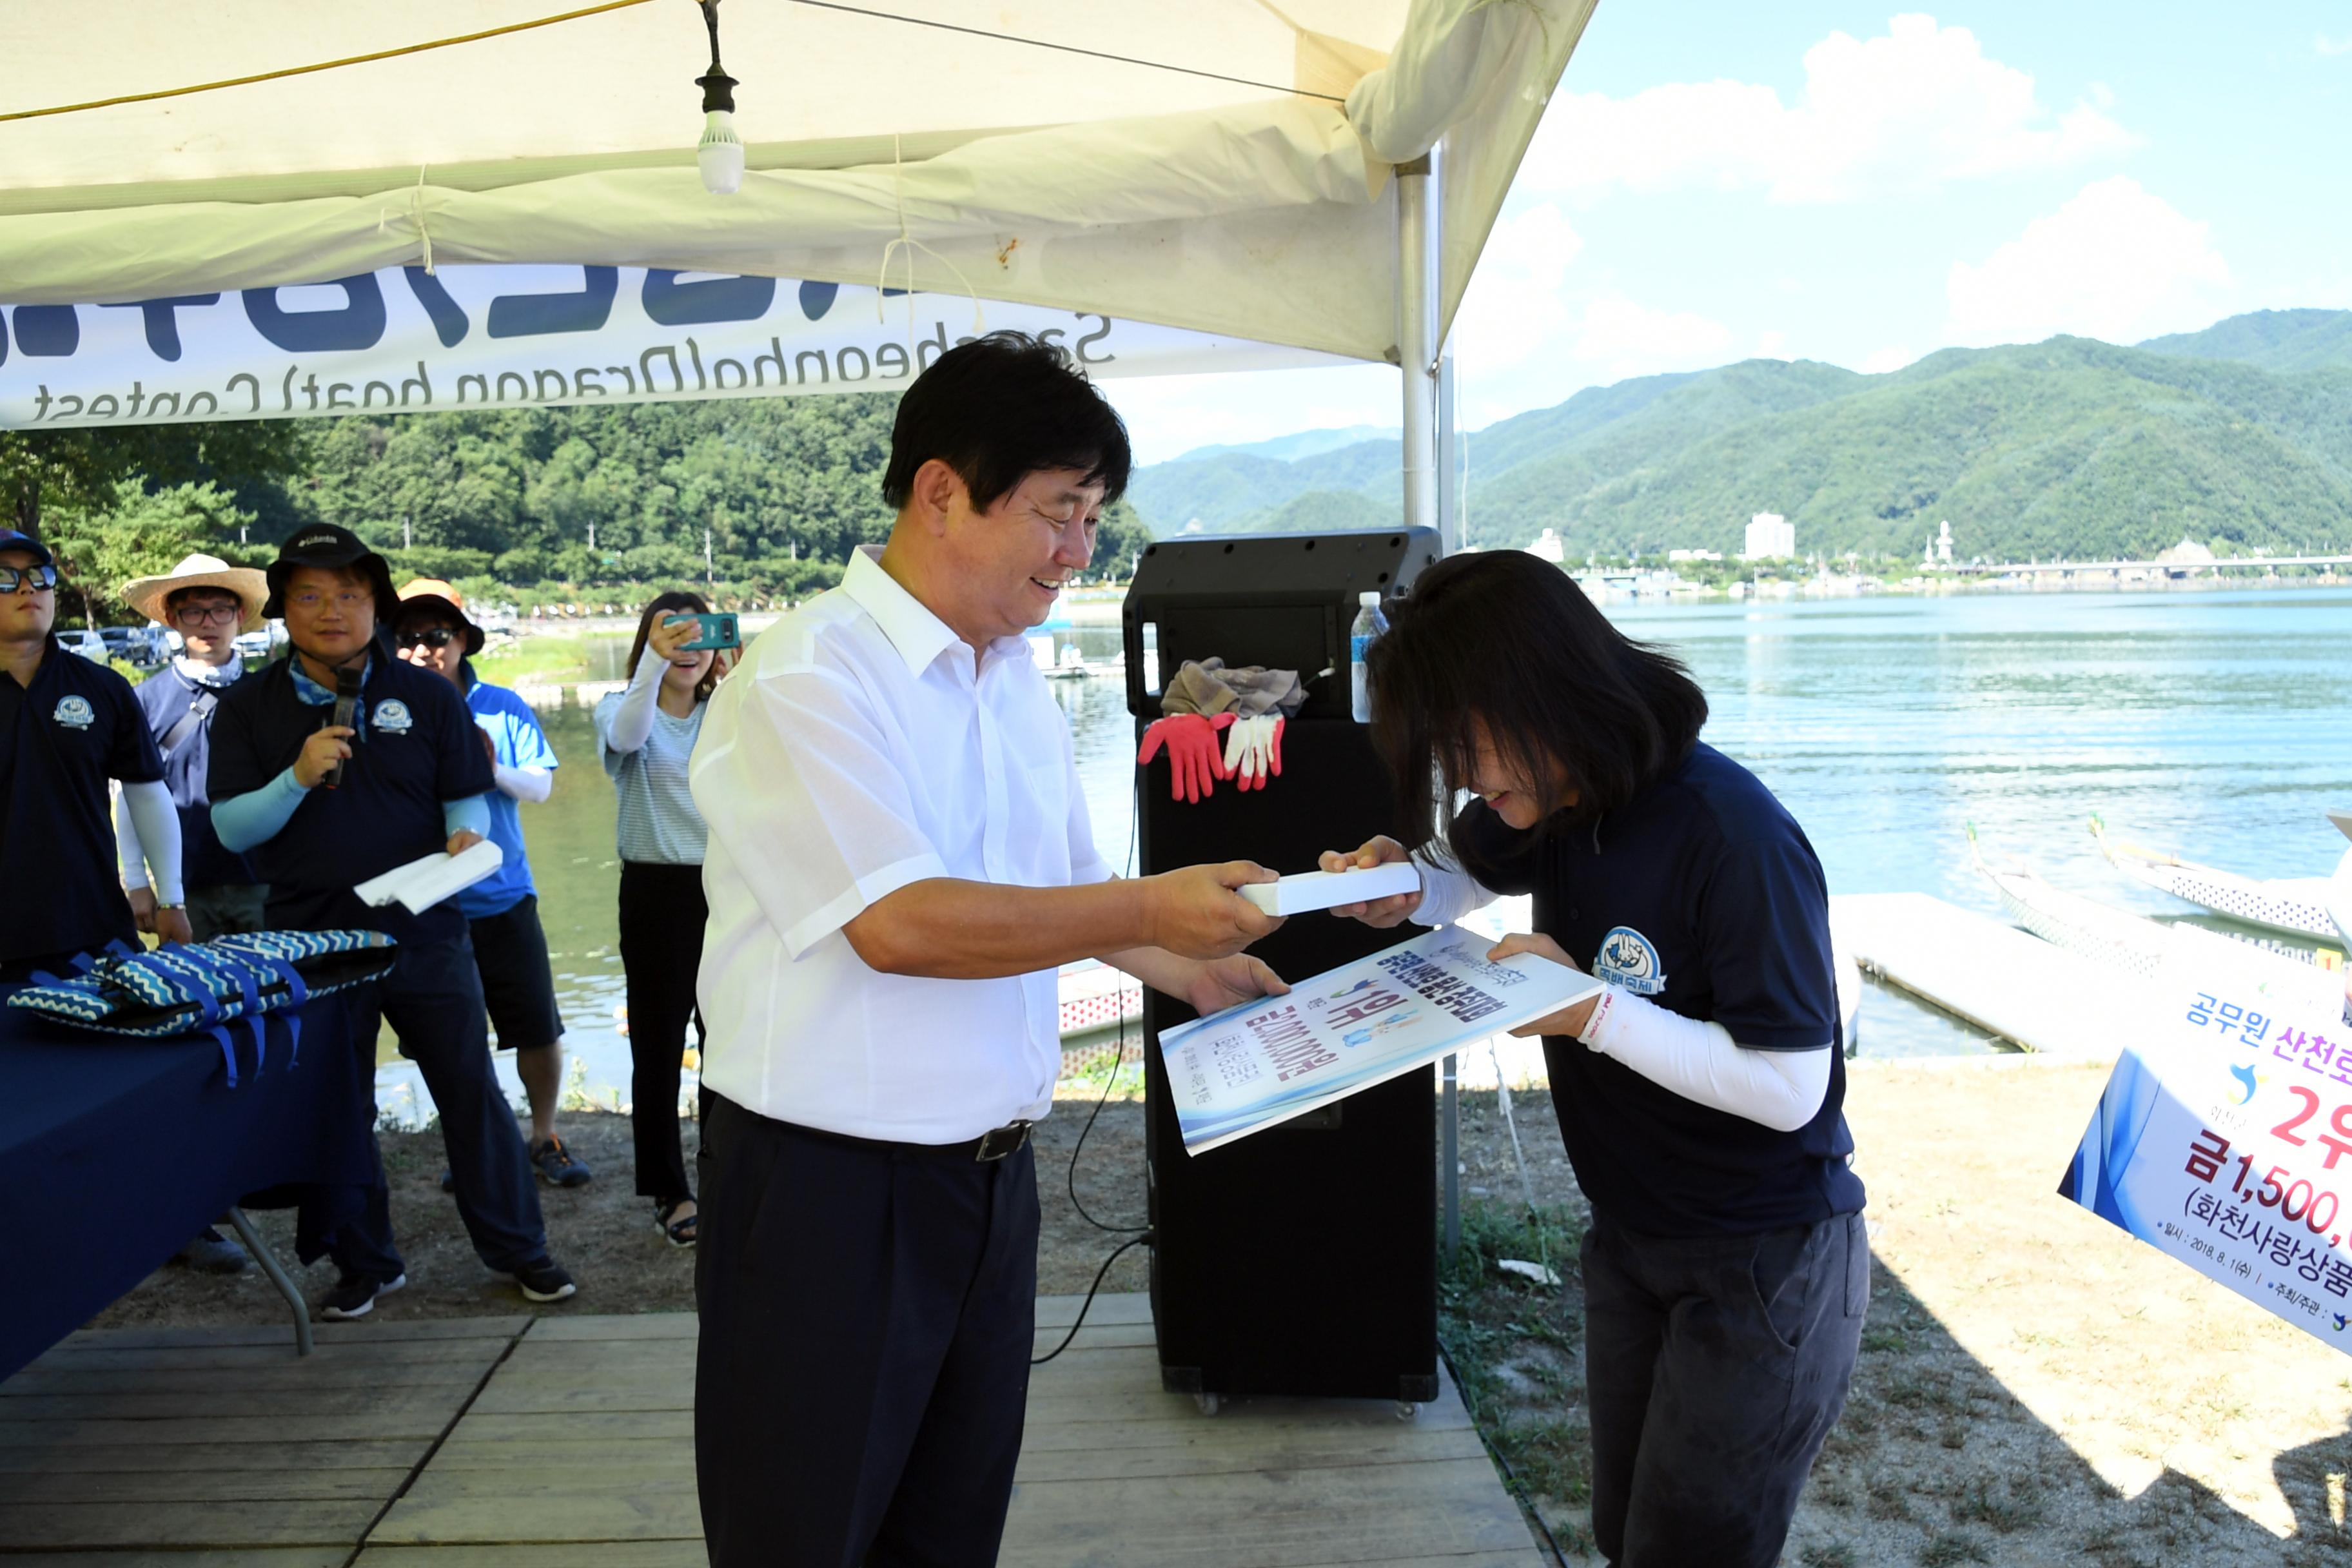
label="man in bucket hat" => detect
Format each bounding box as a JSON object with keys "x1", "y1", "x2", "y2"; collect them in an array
[
  {"x1": 209, "y1": 524, "x2": 578, "y2": 1318},
  {"x1": 0, "y1": 527, "x2": 188, "y2": 977},
  {"x1": 113, "y1": 550, "x2": 272, "y2": 1274},
  {"x1": 393, "y1": 579, "x2": 591, "y2": 1190}
]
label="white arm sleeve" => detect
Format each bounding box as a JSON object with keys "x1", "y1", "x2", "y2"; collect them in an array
[
  {"x1": 603, "y1": 647, "x2": 667, "y2": 755},
  {"x1": 494, "y1": 763, "x2": 553, "y2": 803},
  {"x1": 1408, "y1": 850, "x2": 1498, "y2": 930},
  {"x1": 1577, "y1": 985, "x2": 1832, "y2": 1133},
  {"x1": 121, "y1": 779, "x2": 186, "y2": 905},
  {"x1": 115, "y1": 789, "x2": 150, "y2": 890}
]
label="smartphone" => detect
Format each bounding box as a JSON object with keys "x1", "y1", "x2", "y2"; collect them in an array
[{"x1": 667, "y1": 611, "x2": 741, "y2": 652}]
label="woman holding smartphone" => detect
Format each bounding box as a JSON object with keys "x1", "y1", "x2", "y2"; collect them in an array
[
  {"x1": 596, "y1": 591, "x2": 730, "y2": 1247},
  {"x1": 1324, "y1": 550, "x2": 1865, "y2": 1568}
]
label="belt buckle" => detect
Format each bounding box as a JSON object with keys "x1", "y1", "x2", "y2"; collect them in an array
[{"x1": 974, "y1": 1119, "x2": 1032, "y2": 1162}]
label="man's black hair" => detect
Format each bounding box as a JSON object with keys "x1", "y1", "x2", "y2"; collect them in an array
[
  {"x1": 1367, "y1": 550, "x2": 1709, "y2": 873},
  {"x1": 880, "y1": 331, "x2": 1132, "y2": 513}
]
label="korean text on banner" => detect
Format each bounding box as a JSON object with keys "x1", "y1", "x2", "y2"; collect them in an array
[{"x1": 2061, "y1": 959, "x2": 2352, "y2": 1353}]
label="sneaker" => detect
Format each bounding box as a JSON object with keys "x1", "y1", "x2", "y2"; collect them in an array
[
  {"x1": 502, "y1": 1258, "x2": 577, "y2": 1303},
  {"x1": 319, "y1": 1271, "x2": 406, "y2": 1320},
  {"x1": 173, "y1": 1227, "x2": 250, "y2": 1275},
  {"x1": 531, "y1": 1136, "x2": 594, "y2": 1188}
]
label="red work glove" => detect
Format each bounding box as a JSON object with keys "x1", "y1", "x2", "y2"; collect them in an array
[{"x1": 1137, "y1": 712, "x2": 1237, "y2": 804}]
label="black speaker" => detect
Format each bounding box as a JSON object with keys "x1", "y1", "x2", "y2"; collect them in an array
[{"x1": 1126, "y1": 531, "x2": 1443, "y2": 1403}]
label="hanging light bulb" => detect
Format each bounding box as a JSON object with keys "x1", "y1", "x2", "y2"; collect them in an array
[{"x1": 694, "y1": 0, "x2": 743, "y2": 195}]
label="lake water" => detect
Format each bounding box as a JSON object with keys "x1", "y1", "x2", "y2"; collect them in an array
[{"x1": 380, "y1": 586, "x2": 2352, "y2": 1121}]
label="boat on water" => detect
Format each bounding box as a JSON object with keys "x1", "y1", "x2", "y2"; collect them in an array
[
  {"x1": 2089, "y1": 814, "x2": 2345, "y2": 941},
  {"x1": 1966, "y1": 826, "x2": 2348, "y2": 1025}
]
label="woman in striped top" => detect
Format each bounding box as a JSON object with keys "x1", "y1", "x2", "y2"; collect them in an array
[{"x1": 595, "y1": 592, "x2": 729, "y2": 1247}]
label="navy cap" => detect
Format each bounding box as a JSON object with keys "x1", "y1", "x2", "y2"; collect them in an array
[
  {"x1": 0, "y1": 528, "x2": 56, "y2": 568},
  {"x1": 264, "y1": 523, "x2": 397, "y2": 622}
]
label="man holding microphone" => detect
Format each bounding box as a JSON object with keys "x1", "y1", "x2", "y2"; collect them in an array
[{"x1": 691, "y1": 334, "x2": 1286, "y2": 1567}]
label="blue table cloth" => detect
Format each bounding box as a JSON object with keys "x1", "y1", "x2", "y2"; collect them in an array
[{"x1": 0, "y1": 986, "x2": 376, "y2": 1379}]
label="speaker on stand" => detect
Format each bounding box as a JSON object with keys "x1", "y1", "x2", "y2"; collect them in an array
[{"x1": 1122, "y1": 530, "x2": 1444, "y2": 1404}]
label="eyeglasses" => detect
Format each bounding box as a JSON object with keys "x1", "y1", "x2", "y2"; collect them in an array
[
  {"x1": 286, "y1": 588, "x2": 373, "y2": 611},
  {"x1": 397, "y1": 626, "x2": 460, "y2": 649},
  {"x1": 173, "y1": 603, "x2": 242, "y2": 625},
  {"x1": 1, "y1": 564, "x2": 57, "y2": 594}
]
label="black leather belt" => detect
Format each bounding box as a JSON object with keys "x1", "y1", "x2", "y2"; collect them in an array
[
  {"x1": 968, "y1": 1120, "x2": 1034, "y2": 1162},
  {"x1": 770, "y1": 1112, "x2": 1034, "y2": 1163}
]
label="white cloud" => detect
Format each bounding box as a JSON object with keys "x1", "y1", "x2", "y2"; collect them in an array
[
  {"x1": 1858, "y1": 346, "x2": 1917, "y2": 374},
  {"x1": 1522, "y1": 14, "x2": 2139, "y2": 204},
  {"x1": 1757, "y1": 329, "x2": 1790, "y2": 358},
  {"x1": 1450, "y1": 205, "x2": 1584, "y2": 372},
  {"x1": 2317, "y1": 32, "x2": 2352, "y2": 56},
  {"x1": 1945, "y1": 176, "x2": 2232, "y2": 347},
  {"x1": 1568, "y1": 297, "x2": 1734, "y2": 380}
]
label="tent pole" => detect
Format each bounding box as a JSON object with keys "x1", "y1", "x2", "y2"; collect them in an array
[
  {"x1": 1396, "y1": 150, "x2": 1442, "y2": 544},
  {"x1": 1399, "y1": 145, "x2": 1460, "y2": 1262}
]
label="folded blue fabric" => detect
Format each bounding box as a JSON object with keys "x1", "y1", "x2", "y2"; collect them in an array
[{"x1": 7, "y1": 930, "x2": 398, "y2": 1086}]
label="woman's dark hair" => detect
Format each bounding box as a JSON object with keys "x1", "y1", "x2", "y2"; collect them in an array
[
  {"x1": 1367, "y1": 551, "x2": 1707, "y2": 867},
  {"x1": 880, "y1": 331, "x2": 1132, "y2": 512},
  {"x1": 627, "y1": 591, "x2": 723, "y2": 703}
]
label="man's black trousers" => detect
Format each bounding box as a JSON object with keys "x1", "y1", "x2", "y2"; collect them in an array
[
  {"x1": 1580, "y1": 1208, "x2": 1868, "y2": 1568},
  {"x1": 695, "y1": 1092, "x2": 1039, "y2": 1568},
  {"x1": 310, "y1": 935, "x2": 549, "y2": 1279}
]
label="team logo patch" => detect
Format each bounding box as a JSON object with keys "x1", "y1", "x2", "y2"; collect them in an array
[
  {"x1": 371, "y1": 699, "x2": 414, "y2": 734},
  {"x1": 1594, "y1": 926, "x2": 1668, "y2": 996},
  {"x1": 52, "y1": 695, "x2": 94, "y2": 730}
]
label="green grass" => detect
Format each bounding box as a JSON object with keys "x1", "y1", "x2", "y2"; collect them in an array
[
  {"x1": 472, "y1": 632, "x2": 611, "y2": 685},
  {"x1": 1438, "y1": 1198, "x2": 1590, "y2": 1547}
]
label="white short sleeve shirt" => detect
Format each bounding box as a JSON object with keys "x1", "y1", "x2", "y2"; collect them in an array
[{"x1": 689, "y1": 546, "x2": 1115, "y2": 1142}]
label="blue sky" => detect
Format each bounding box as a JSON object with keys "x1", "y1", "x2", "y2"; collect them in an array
[{"x1": 1106, "y1": 5, "x2": 2352, "y2": 464}]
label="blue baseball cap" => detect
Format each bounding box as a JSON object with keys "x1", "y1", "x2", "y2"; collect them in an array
[{"x1": 0, "y1": 529, "x2": 55, "y2": 568}]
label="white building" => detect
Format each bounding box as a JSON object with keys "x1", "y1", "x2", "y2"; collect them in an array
[
  {"x1": 1525, "y1": 527, "x2": 1565, "y2": 564},
  {"x1": 1668, "y1": 548, "x2": 1723, "y2": 564},
  {"x1": 1742, "y1": 512, "x2": 1794, "y2": 560}
]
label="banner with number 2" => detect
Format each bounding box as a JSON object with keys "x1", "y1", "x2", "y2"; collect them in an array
[{"x1": 2062, "y1": 960, "x2": 2352, "y2": 1352}]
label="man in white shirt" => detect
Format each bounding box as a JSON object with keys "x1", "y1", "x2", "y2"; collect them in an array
[{"x1": 690, "y1": 334, "x2": 1287, "y2": 1567}]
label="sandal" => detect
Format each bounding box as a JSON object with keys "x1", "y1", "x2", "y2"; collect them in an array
[{"x1": 654, "y1": 1198, "x2": 699, "y2": 1248}]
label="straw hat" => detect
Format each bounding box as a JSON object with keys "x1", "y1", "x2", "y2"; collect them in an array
[
  {"x1": 120, "y1": 553, "x2": 269, "y2": 631},
  {"x1": 395, "y1": 578, "x2": 485, "y2": 656}
]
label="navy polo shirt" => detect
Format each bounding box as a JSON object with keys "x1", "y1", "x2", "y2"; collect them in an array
[
  {"x1": 208, "y1": 654, "x2": 495, "y2": 947},
  {"x1": 133, "y1": 663, "x2": 258, "y2": 891},
  {"x1": 0, "y1": 637, "x2": 162, "y2": 965},
  {"x1": 1458, "y1": 741, "x2": 1865, "y2": 1238}
]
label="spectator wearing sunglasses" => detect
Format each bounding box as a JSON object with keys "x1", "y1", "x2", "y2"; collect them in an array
[
  {"x1": 0, "y1": 528, "x2": 187, "y2": 983},
  {"x1": 111, "y1": 552, "x2": 274, "y2": 1274},
  {"x1": 391, "y1": 580, "x2": 590, "y2": 1191}
]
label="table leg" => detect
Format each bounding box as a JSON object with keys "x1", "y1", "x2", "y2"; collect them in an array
[{"x1": 222, "y1": 1206, "x2": 313, "y2": 1357}]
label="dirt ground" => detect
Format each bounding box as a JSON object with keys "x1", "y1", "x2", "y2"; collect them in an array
[{"x1": 81, "y1": 1059, "x2": 2352, "y2": 1566}]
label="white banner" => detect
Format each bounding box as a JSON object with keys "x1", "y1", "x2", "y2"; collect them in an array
[{"x1": 0, "y1": 266, "x2": 1339, "y2": 430}]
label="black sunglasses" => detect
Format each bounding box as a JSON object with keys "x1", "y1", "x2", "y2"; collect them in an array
[
  {"x1": 397, "y1": 626, "x2": 461, "y2": 650},
  {"x1": 1, "y1": 564, "x2": 58, "y2": 594}
]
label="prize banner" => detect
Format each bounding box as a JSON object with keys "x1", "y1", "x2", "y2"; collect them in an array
[
  {"x1": 2061, "y1": 959, "x2": 2352, "y2": 1352},
  {"x1": 1159, "y1": 925, "x2": 1605, "y2": 1154},
  {"x1": 0, "y1": 266, "x2": 1337, "y2": 430}
]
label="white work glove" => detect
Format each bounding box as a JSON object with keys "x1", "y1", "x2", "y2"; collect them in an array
[{"x1": 1220, "y1": 714, "x2": 1286, "y2": 792}]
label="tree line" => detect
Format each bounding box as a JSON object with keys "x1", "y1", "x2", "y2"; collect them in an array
[{"x1": 3, "y1": 396, "x2": 1151, "y2": 626}]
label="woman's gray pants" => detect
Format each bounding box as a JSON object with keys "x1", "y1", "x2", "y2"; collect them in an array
[{"x1": 1580, "y1": 1209, "x2": 1870, "y2": 1568}]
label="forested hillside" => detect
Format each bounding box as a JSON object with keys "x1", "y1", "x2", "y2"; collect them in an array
[{"x1": 1125, "y1": 310, "x2": 2352, "y2": 564}]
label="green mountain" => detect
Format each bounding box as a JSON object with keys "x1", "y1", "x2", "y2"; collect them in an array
[
  {"x1": 1126, "y1": 309, "x2": 2352, "y2": 563},
  {"x1": 2138, "y1": 309, "x2": 2352, "y2": 375}
]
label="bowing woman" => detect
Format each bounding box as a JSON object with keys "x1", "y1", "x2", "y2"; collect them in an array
[{"x1": 1324, "y1": 549, "x2": 1867, "y2": 1568}]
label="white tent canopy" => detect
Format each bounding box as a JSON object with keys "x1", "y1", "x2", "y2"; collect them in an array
[{"x1": 0, "y1": 0, "x2": 1592, "y2": 364}]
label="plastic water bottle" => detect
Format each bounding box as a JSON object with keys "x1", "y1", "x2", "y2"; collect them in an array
[{"x1": 1349, "y1": 591, "x2": 1386, "y2": 723}]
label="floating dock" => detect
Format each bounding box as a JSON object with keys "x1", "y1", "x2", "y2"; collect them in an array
[{"x1": 1828, "y1": 892, "x2": 2129, "y2": 1057}]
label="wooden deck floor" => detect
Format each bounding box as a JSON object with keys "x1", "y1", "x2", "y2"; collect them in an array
[{"x1": 0, "y1": 1295, "x2": 1542, "y2": 1568}]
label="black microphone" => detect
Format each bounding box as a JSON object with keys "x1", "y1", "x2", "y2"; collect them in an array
[{"x1": 322, "y1": 666, "x2": 363, "y2": 789}]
